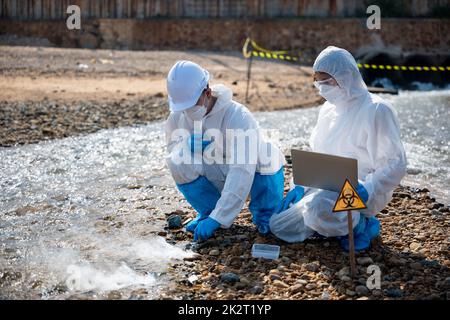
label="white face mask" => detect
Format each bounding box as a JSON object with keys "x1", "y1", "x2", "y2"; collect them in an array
[
  {"x1": 184, "y1": 104, "x2": 206, "y2": 121},
  {"x1": 314, "y1": 81, "x2": 347, "y2": 105},
  {"x1": 184, "y1": 96, "x2": 209, "y2": 121}
]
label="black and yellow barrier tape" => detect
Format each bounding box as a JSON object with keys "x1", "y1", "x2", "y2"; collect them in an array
[
  {"x1": 243, "y1": 38, "x2": 449, "y2": 72},
  {"x1": 242, "y1": 38, "x2": 299, "y2": 62},
  {"x1": 357, "y1": 63, "x2": 450, "y2": 72}
]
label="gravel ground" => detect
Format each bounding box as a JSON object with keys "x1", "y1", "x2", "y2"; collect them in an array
[{"x1": 159, "y1": 160, "x2": 450, "y2": 301}]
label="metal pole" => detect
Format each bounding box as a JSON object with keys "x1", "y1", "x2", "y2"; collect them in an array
[
  {"x1": 245, "y1": 55, "x2": 253, "y2": 103},
  {"x1": 347, "y1": 210, "x2": 357, "y2": 277}
]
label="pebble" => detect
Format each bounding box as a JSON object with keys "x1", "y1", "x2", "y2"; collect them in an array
[
  {"x1": 220, "y1": 273, "x2": 240, "y2": 284},
  {"x1": 270, "y1": 274, "x2": 282, "y2": 281},
  {"x1": 289, "y1": 284, "x2": 304, "y2": 294},
  {"x1": 209, "y1": 249, "x2": 220, "y2": 256},
  {"x1": 372, "y1": 289, "x2": 383, "y2": 297},
  {"x1": 338, "y1": 267, "x2": 350, "y2": 279},
  {"x1": 272, "y1": 280, "x2": 289, "y2": 289},
  {"x1": 321, "y1": 291, "x2": 331, "y2": 300},
  {"x1": 187, "y1": 275, "x2": 199, "y2": 284},
  {"x1": 235, "y1": 282, "x2": 247, "y2": 290},
  {"x1": 167, "y1": 214, "x2": 182, "y2": 229},
  {"x1": 420, "y1": 259, "x2": 439, "y2": 267},
  {"x1": 445, "y1": 277, "x2": 450, "y2": 286},
  {"x1": 269, "y1": 269, "x2": 280, "y2": 275},
  {"x1": 386, "y1": 288, "x2": 404, "y2": 298},
  {"x1": 107, "y1": 290, "x2": 122, "y2": 300},
  {"x1": 305, "y1": 283, "x2": 317, "y2": 290},
  {"x1": 345, "y1": 290, "x2": 356, "y2": 296},
  {"x1": 305, "y1": 262, "x2": 320, "y2": 272},
  {"x1": 395, "y1": 192, "x2": 411, "y2": 199},
  {"x1": 410, "y1": 262, "x2": 423, "y2": 270},
  {"x1": 250, "y1": 286, "x2": 264, "y2": 294},
  {"x1": 341, "y1": 276, "x2": 352, "y2": 282},
  {"x1": 357, "y1": 257, "x2": 374, "y2": 266},
  {"x1": 355, "y1": 285, "x2": 370, "y2": 296},
  {"x1": 281, "y1": 257, "x2": 291, "y2": 264},
  {"x1": 409, "y1": 242, "x2": 421, "y2": 251}
]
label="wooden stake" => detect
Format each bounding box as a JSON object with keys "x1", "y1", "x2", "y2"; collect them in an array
[
  {"x1": 347, "y1": 210, "x2": 357, "y2": 277},
  {"x1": 245, "y1": 55, "x2": 253, "y2": 103}
]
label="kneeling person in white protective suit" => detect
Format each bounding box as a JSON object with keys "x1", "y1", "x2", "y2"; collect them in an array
[
  {"x1": 165, "y1": 61, "x2": 285, "y2": 242},
  {"x1": 270, "y1": 46, "x2": 407, "y2": 251}
]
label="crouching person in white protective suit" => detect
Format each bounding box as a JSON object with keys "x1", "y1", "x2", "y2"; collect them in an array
[
  {"x1": 270, "y1": 46, "x2": 407, "y2": 251},
  {"x1": 165, "y1": 61, "x2": 285, "y2": 242}
]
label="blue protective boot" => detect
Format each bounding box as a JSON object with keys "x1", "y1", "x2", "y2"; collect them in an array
[
  {"x1": 249, "y1": 167, "x2": 285, "y2": 235},
  {"x1": 340, "y1": 215, "x2": 380, "y2": 252},
  {"x1": 176, "y1": 176, "x2": 221, "y2": 233}
]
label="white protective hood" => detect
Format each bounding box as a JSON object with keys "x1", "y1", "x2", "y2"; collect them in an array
[{"x1": 270, "y1": 47, "x2": 407, "y2": 240}]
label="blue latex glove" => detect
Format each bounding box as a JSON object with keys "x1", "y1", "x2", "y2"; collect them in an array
[
  {"x1": 189, "y1": 134, "x2": 212, "y2": 153},
  {"x1": 356, "y1": 181, "x2": 369, "y2": 203},
  {"x1": 340, "y1": 216, "x2": 380, "y2": 252},
  {"x1": 276, "y1": 185, "x2": 305, "y2": 213},
  {"x1": 194, "y1": 217, "x2": 221, "y2": 241},
  {"x1": 186, "y1": 216, "x2": 208, "y2": 233}
]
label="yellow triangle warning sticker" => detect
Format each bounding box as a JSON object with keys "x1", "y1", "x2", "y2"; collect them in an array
[{"x1": 332, "y1": 179, "x2": 367, "y2": 212}]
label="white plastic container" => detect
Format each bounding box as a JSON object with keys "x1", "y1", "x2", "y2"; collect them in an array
[{"x1": 251, "y1": 244, "x2": 280, "y2": 260}]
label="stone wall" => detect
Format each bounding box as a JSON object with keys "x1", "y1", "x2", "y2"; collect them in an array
[
  {"x1": 1, "y1": 18, "x2": 449, "y2": 63},
  {"x1": 2, "y1": 0, "x2": 449, "y2": 19}
]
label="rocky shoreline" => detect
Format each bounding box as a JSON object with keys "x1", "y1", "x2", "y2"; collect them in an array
[
  {"x1": 160, "y1": 164, "x2": 450, "y2": 300},
  {"x1": 0, "y1": 95, "x2": 168, "y2": 147},
  {"x1": 0, "y1": 46, "x2": 322, "y2": 147}
]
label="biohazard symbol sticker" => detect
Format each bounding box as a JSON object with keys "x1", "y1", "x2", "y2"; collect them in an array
[{"x1": 333, "y1": 179, "x2": 367, "y2": 212}]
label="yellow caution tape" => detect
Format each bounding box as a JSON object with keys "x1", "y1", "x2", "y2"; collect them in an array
[
  {"x1": 242, "y1": 38, "x2": 299, "y2": 63},
  {"x1": 358, "y1": 63, "x2": 449, "y2": 72},
  {"x1": 243, "y1": 39, "x2": 448, "y2": 71}
]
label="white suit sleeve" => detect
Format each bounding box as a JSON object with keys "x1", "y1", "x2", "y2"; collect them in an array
[
  {"x1": 361, "y1": 103, "x2": 407, "y2": 216},
  {"x1": 165, "y1": 113, "x2": 181, "y2": 153},
  {"x1": 209, "y1": 110, "x2": 258, "y2": 228},
  {"x1": 165, "y1": 113, "x2": 200, "y2": 185}
]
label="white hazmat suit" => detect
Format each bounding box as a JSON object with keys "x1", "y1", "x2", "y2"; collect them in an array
[
  {"x1": 270, "y1": 46, "x2": 407, "y2": 243},
  {"x1": 166, "y1": 84, "x2": 285, "y2": 229}
]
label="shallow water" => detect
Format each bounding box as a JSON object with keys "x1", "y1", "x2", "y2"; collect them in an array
[
  {"x1": 0, "y1": 124, "x2": 193, "y2": 299},
  {"x1": 1, "y1": 90, "x2": 449, "y2": 299}
]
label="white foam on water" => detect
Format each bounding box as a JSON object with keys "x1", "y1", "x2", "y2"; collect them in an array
[
  {"x1": 65, "y1": 263, "x2": 156, "y2": 292},
  {"x1": 129, "y1": 237, "x2": 194, "y2": 262},
  {"x1": 24, "y1": 235, "x2": 193, "y2": 296}
]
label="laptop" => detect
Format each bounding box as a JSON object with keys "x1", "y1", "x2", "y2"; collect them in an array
[{"x1": 291, "y1": 149, "x2": 358, "y2": 193}]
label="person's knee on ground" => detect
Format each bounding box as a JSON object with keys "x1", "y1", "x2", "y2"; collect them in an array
[
  {"x1": 249, "y1": 167, "x2": 285, "y2": 235},
  {"x1": 176, "y1": 176, "x2": 221, "y2": 233},
  {"x1": 340, "y1": 215, "x2": 381, "y2": 252}
]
